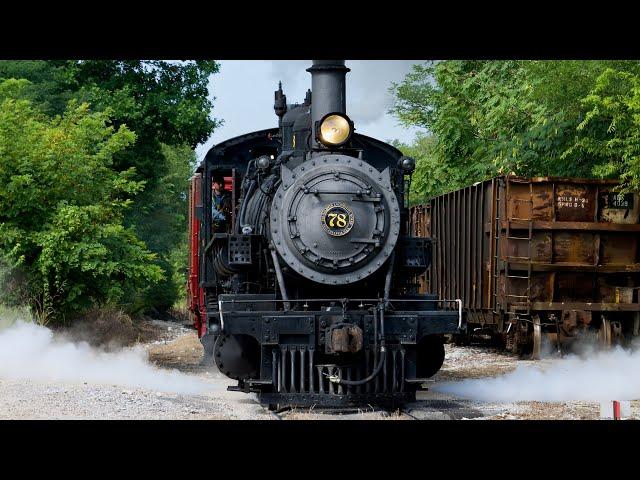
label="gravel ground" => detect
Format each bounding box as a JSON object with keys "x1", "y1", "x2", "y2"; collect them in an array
[
  {"x1": 423, "y1": 344, "x2": 640, "y2": 420},
  {"x1": 0, "y1": 320, "x2": 273, "y2": 420},
  {"x1": 1, "y1": 319, "x2": 637, "y2": 420}
]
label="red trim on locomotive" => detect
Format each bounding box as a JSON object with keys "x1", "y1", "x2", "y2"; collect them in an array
[
  {"x1": 188, "y1": 173, "x2": 206, "y2": 337},
  {"x1": 188, "y1": 174, "x2": 233, "y2": 338}
]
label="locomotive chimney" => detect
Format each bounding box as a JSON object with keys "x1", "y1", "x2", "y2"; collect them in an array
[{"x1": 307, "y1": 60, "x2": 350, "y2": 148}]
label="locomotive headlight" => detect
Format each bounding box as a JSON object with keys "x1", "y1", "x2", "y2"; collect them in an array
[{"x1": 317, "y1": 113, "x2": 353, "y2": 147}]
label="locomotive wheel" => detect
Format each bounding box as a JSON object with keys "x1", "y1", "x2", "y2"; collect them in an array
[
  {"x1": 531, "y1": 316, "x2": 542, "y2": 360},
  {"x1": 598, "y1": 317, "x2": 612, "y2": 348}
]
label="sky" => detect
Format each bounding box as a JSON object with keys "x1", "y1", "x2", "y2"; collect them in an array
[{"x1": 195, "y1": 60, "x2": 426, "y2": 161}]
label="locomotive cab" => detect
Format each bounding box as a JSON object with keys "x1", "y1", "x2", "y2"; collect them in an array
[{"x1": 188, "y1": 60, "x2": 461, "y2": 409}]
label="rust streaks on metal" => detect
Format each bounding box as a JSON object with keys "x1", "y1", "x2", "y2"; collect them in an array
[{"x1": 410, "y1": 175, "x2": 640, "y2": 326}]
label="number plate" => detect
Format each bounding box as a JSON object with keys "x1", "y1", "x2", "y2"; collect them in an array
[
  {"x1": 321, "y1": 202, "x2": 355, "y2": 237},
  {"x1": 607, "y1": 193, "x2": 634, "y2": 209}
]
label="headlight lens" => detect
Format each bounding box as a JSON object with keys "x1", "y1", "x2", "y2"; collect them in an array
[{"x1": 318, "y1": 114, "x2": 352, "y2": 146}]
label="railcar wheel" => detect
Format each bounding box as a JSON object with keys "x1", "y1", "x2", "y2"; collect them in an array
[
  {"x1": 598, "y1": 317, "x2": 612, "y2": 348},
  {"x1": 531, "y1": 316, "x2": 542, "y2": 360},
  {"x1": 454, "y1": 330, "x2": 471, "y2": 346}
]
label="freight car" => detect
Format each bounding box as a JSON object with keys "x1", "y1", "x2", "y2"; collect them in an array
[
  {"x1": 187, "y1": 60, "x2": 462, "y2": 409},
  {"x1": 411, "y1": 176, "x2": 640, "y2": 358}
]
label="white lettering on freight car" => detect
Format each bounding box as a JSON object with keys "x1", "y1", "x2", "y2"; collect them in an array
[{"x1": 557, "y1": 196, "x2": 588, "y2": 209}]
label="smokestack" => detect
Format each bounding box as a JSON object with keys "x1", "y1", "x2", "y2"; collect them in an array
[{"x1": 307, "y1": 60, "x2": 350, "y2": 148}]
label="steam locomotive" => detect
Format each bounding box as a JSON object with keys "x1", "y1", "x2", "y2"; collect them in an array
[{"x1": 187, "y1": 60, "x2": 461, "y2": 409}]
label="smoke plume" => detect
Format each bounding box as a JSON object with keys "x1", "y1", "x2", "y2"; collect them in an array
[
  {"x1": 0, "y1": 319, "x2": 212, "y2": 395},
  {"x1": 436, "y1": 344, "x2": 640, "y2": 402}
]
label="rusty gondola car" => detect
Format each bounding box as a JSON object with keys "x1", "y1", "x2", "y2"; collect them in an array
[{"x1": 410, "y1": 176, "x2": 640, "y2": 357}]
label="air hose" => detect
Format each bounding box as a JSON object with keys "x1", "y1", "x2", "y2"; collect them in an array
[{"x1": 328, "y1": 254, "x2": 395, "y2": 386}]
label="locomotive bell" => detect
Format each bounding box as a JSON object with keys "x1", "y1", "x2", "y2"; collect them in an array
[
  {"x1": 256, "y1": 155, "x2": 271, "y2": 171},
  {"x1": 399, "y1": 156, "x2": 416, "y2": 173}
]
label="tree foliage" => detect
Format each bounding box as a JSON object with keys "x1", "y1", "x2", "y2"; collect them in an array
[
  {"x1": 0, "y1": 60, "x2": 219, "y2": 313},
  {"x1": 568, "y1": 68, "x2": 640, "y2": 192},
  {"x1": 126, "y1": 143, "x2": 196, "y2": 313},
  {"x1": 0, "y1": 79, "x2": 163, "y2": 320},
  {"x1": 391, "y1": 60, "x2": 640, "y2": 202}
]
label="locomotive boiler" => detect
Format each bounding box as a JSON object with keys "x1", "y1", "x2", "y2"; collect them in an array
[{"x1": 188, "y1": 60, "x2": 461, "y2": 409}]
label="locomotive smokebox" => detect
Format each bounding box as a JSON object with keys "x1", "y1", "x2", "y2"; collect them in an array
[{"x1": 307, "y1": 60, "x2": 350, "y2": 148}]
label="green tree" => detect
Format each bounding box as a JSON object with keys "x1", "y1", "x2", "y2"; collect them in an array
[
  {"x1": 391, "y1": 134, "x2": 463, "y2": 205},
  {"x1": 0, "y1": 61, "x2": 76, "y2": 116},
  {"x1": 0, "y1": 79, "x2": 163, "y2": 321},
  {"x1": 74, "y1": 61, "x2": 219, "y2": 312},
  {"x1": 391, "y1": 60, "x2": 640, "y2": 201},
  {"x1": 126, "y1": 143, "x2": 196, "y2": 313},
  {"x1": 0, "y1": 60, "x2": 220, "y2": 313},
  {"x1": 567, "y1": 68, "x2": 640, "y2": 192}
]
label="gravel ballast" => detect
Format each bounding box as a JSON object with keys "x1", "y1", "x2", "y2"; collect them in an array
[{"x1": 2, "y1": 319, "x2": 639, "y2": 420}]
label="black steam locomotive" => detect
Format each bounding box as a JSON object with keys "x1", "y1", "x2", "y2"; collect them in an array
[{"x1": 187, "y1": 60, "x2": 461, "y2": 409}]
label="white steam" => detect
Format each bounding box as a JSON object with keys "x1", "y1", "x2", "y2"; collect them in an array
[
  {"x1": 0, "y1": 320, "x2": 212, "y2": 395},
  {"x1": 436, "y1": 346, "x2": 640, "y2": 402}
]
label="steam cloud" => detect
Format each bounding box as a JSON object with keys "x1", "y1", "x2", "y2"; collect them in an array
[
  {"x1": 0, "y1": 320, "x2": 212, "y2": 394},
  {"x1": 435, "y1": 345, "x2": 640, "y2": 402}
]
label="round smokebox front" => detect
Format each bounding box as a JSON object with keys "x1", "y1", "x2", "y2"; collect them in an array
[{"x1": 270, "y1": 155, "x2": 400, "y2": 285}]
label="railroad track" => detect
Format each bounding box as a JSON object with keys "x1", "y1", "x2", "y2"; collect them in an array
[
  {"x1": 255, "y1": 397, "x2": 487, "y2": 420},
  {"x1": 253, "y1": 401, "x2": 421, "y2": 420},
  {"x1": 399, "y1": 410, "x2": 421, "y2": 420}
]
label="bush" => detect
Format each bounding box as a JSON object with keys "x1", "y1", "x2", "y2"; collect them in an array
[{"x1": 0, "y1": 79, "x2": 163, "y2": 321}]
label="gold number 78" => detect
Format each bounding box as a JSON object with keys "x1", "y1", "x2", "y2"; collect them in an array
[{"x1": 328, "y1": 213, "x2": 347, "y2": 228}]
